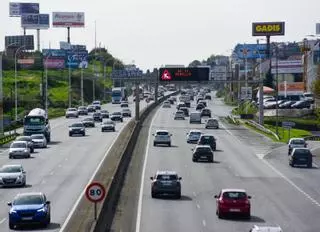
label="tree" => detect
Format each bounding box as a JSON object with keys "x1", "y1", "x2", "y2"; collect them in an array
[{"x1": 188, "y1": 60, "x2": 201, "y2": 67}]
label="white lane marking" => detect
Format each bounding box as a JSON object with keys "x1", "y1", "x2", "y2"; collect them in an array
[
  {"x1": 50, "y1": 172, "x2": 54, "y2": 175},
  {"x1": 262, "y1": 158, "x2": 320, "y2": 207},
  {"x1": 202, "y1": 220, "x2": 206, "y2": 227},
  {"x1": 135, "y1": 106, "x2": 162, "y2": 232},
  {"x1": 196, "y1": 204, "x2": 201, "y2": 209},
  {"x1": 0, "y1": 218, "x2": 6, "y2": 224},
  {"x1": 60, "y1": 104, "x2": 139, "y2": 232}
]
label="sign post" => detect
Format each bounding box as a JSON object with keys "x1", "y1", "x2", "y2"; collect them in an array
[
  {"x1": 282, "y1": 121, "x2": 296, "y2": 141},
  {"x1": 85, "y1": 182, "x2": 106, "y2": 220}
]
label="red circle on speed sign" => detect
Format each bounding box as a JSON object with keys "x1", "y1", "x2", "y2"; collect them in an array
[{"x1": 85, "y1": 182, "x2": 106, "y2": 203}]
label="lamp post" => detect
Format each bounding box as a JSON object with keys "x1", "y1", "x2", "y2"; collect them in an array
[
  {"x1": 14, "y1": 45, "x2": 26, "y2": 122},
  {"x1": 0, "y1": 43, "x2": 17, "y2": 137},
  {"x1": 44, "y1": 54, "x2": 52, "y2": 114},
  {"x1": 271, "y1": 43, "x2": 279, "y2": 136}
]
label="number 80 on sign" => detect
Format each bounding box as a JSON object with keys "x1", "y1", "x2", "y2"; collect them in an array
[{"x1": 85, "y1": 182, "x2": 106, "y2": 203}]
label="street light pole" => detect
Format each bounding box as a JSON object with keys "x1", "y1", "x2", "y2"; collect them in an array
[
  {"x1": 81, "y1": 66, "x2": 84, "y2": 106},
  {"x1": 68, "y1": 64, "x2": 71, "y2": 108},
  {"x1": 14, "y1": 45, "x2": 26, "y2": 122}
]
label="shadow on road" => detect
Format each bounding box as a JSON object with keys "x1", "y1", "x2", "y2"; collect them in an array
[
  {"x1": 156, "y1": 195, "x2": 193, "y2": 201},
  {"x1": 48, "y1": 141, "x2": 62, "y2": 145},
  {"x1": 13, "y1": 222, "x2": 60, "y2": 230},
  {"x1": 223, "y1": 215, "x2": 265, "y2": 223}
]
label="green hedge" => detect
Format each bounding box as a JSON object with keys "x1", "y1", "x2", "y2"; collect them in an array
[{"x1": 264, "y1": 117, "x2": 320, "y2": 131}]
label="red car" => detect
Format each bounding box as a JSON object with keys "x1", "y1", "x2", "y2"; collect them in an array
[{"x1": 214, "y1": 189, "x2": 251, "y2": 219}]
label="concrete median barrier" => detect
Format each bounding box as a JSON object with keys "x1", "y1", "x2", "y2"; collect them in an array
[{"x1": 62, "y1": 92, "x2": 178, "y2": 232}]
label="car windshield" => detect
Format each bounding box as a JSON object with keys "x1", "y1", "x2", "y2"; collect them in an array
[
  {"x1": 24, "y1": 116, "x2": 45, "y2": 125},
  {"x1": 31, "y1": 135, "x2": 44, "y2": 139},
  {"x1": 291, "y1": 139, "x2": 305, "y2": 145},
  {"x1": 208, "y1": 119, "x2": 217, "y2": 123},
  {"x1": 190, "y1": 132, "x2": 201, "y2": 136},
  {"x1": 157, "y1": 131, "x2": 168, "y2": 136},
  {"x1": 156, "y1": 174, "x2": 177, "y2": 180},
  {"x1": 71, "y1": 123, "x2": 83, "y2": 127},
  {"x1": 13, "y1": 195, "x2": 43, "y2": 205},
  {"x1": 223, "y1": 191, "x2": 247, "y2": 199},
  {"x1": 0, "y1": 166, "x2": 21, "y2": 173},
  {"x1": 11, "y1": 142, "x2": 26, "y2": 148}
]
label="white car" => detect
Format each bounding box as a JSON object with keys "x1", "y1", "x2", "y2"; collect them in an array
[
  {"x1": 186, "y1": 130, "x2": 202, "y2": 143},
  {"x1": 162, "y1": 101, "x2": 171, "y2": 108},
  {"x1": 0, "y1": 164, "x2": 26, "y2": 187},
  {"x1": 9, "y1": 141, "x2": 30, "y2": 159},
  {"x1": 122, "y1": 108, "x2": 132, "y2": 117},
  {"x1": 30, "y1": 134, "x2": 47, "y2": 148},
  {"x1": 174, "y1": 111, "x2": 185, "y2": 120},
  {"x1": 153, "y1": 130, "x2": 172, "y2": 147},
  {"x1": 288, "y1": 138, "x2": 307, "y2": 154},
  {"x1": 65, "y1": 108, "x2": 79, "y2": 118}
]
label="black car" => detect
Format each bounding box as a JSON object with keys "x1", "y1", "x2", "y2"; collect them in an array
[
  {"x1": 201, "y1": 108, "x2": 211, "y2": 117},
  {"x1": 199, "y1": 100, "x2": 207, "y2": 107},
  {"x1": 196, "y1": 103, "x2": 205, "y2": 111},
  {"x1": 197, "y1": 134, "x2": 216, "y2": 151},
  {"x1": 180, "y1": 107, "x2": 189, "y2": 117},
  {"x1": 110, "y1": 112, "x2": 123, "y2": 122},
  {"x1": 150, "y1": 171, "x2": 182, "y2": 199},
  {"x1": 82, "y1": 118, "x2": 95, "y2": 127},
  {"x1": 93, "y1": 112, "x2": 103, "y2": 122},
  {"x1": 289, "y1": 148, "x2": 312, "y2": 168},
  {"x1": 291, "y1": 100, "x2": 311, "y2": 109},
  {"x1": 205, "y1": 95, "x2": 212, "y2": 100},
  {"x1": 100, "y1": 110, "x2": 109, "y2": 118},
  {"x1": 168, "y1": 99, "x2": 174, "y2": 104},
  {"x1": 69, "y1": 123, "x2": 86, "y2": 136},
  {"x1": 15, "y1": 136, "x2": 34, "y2": 153},
  {"x1": 192, "y1": 145, "x2": 214, "y2": 162},
  {"x1": 87, "y1": 105, "x2": 96, "y2": 113}
]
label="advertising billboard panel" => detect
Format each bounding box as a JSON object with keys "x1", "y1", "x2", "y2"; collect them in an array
[
  {"x1": 252, "y1": 22, "x2": 285, "y2": 36},
  {"x1": 21, "y1": 14, "x2": 50, "y2": 29},
  {"x1": 60, "y1": 41, "x2": 71, "y2": 50},
  {"x1": 271, "y1": 60, "x2": 303, "y2": 74},
  {"x1": 5, "y1": 35, "x2": 34, "y2": 50},
  {"x1": 52, "y1": 12, "x2": 85, "y2": 27},
  {"x1": 159, "y1": 67, "x2": 209, "y2": 82},
  {"x1": 17, "y1": 58, "x2": 34, "y2": 65},
  {"x1": 44, "y1": 59, "x2": 65, "y2": 69},
  {"x1": 233, "y1": 44, "x2": 267, "y2": 59},
  {"x1": 9, "y1": 2, "x2": 39, "y2": 17},
  {"x1": 42, "y1": 49, "x2": 66, "y2": 58},
  {"x1": 66, "y1": 50, "x2": 88, "y2": 68},
  {"x1": 278, "y1": 82, "x2": 304, "y2": 95}
]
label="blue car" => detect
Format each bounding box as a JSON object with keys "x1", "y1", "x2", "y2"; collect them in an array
[{"x1": 8, "y1": 192, "x2": 51, "y2": 229}]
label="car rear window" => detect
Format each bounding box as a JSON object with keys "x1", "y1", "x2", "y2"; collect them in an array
[
  {"x1": 291, "y1": 139, "x2": 305, "y2": 145},
  {"x1": 72, "y1": 123, "x2": 83, "y2": 127},
  {"x1": 156, "y1": 175, "x2": 177, "y2": 180},
  {"x1": 0, "y1": 166, "x2": 21, "y2": 173},
  {"x1": 157, "y1": 132, "x2": 168, "y2": 136},
  {"x1": 200, "y1": 136, "x2": 214, "y2": 142},
  {"x1": 11, "y1": 142, "x2": 26, "y2": 148},
  {"x1": 294, "y1": 149, "x2": 311, "y2": 157},
  {"x1": 223, "y1": 192, "x2": 247, "y2": 199}
]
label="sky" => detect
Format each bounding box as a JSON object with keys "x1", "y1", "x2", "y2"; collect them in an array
[{"x1": 0, "y1": 0, "x2": 320, "y2": 71}]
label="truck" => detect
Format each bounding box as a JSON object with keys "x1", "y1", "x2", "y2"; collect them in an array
[
  {"x1": 23, "y1": 108, "x2": 51, "y2": 142},
  {"x1": 112, "y1": 87, "x2": 127, "y2": 104}
]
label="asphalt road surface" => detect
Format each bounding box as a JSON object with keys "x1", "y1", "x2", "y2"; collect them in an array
[
  {"x1": 0, "y1": 96, "x2": 156, "y2": 232},
  {"x1": 136, "y1": 94, "x2": 320, "y2": 232}
]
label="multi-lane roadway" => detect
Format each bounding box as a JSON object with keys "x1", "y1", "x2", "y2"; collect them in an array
[
  {"x1": 0, "y1": 96, "x2": 156, "y2": 231},
  {"x1": 136, "y1": 93, "x2": 320, "y2": 232}
]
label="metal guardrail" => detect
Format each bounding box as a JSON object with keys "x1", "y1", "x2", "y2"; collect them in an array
[
  {"x1": 304, "y1": 135, "x2": 320, "y2": 141},
  {"x1": 245, "y1": 120, "x2": 280, "y2": 141}
]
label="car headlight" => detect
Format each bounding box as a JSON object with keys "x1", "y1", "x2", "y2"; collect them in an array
[
  {"x1": 24, "y1": 149, "x2": 28, "y2": 152},
  {"x1": 17, "y1": 175, "x2": 23, "y2": 180},
  {"x1": 10, "y1": 210, "x2": 17, "y2": 214},
  {"x1": 80, "y1": 128, "x2": 84, "y2": 131},
  {"x1": 37, "y1": 208, "x2": 46, "y2": 213},
  {"x1": 69, "y1": 128, "x2": 73, "y2": 131}
]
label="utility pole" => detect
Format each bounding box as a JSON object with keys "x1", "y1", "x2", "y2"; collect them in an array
[
  {"x1": 68, "y1": 64, "x2": 72, "y2": 108},
  {"x1": 135, "y1": 81, "x2": 140, "y2": 122},
  {"x1": 81, "y1": 66, "x2": 84, "y2": 106}
]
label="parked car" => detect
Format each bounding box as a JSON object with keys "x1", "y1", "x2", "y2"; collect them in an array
[
  {"x1": 9, "y1": 141, "x2": 30, "y2": 159},
  {"x1": 205, "y1": 118, "x2": 219, "y2": 129},
  {"x1": 122, "y1": 108, "x2": 132, "y2": 117},
  {"x1": 82, "y1": 117, "x2": 95, "y2": 127},
  {"x1": 8, "y1": 192, "x2": 51, "y2": 229},
  {"x1": 192, "y1": 145, "x2": 214, "y2": 162},
  {"x1": 197, "y1": 134, "x2": 216, "y2": 150},
  {"x1": 289, "y1": 148, "x2": 313, "y2": 168},
  {"x1": 87, "y1": 105, "x2": 96, "y2": 112},
  {"x1": 174, "y1": 111, "x2": 185, "y2": 120},
  {"x1": 93, "y1": 112, "x2": 103, "y2": 122},
  {"x1": 288, "y1": 138, "x2": 307, "y2": 155},
  {"x1": 15, "y1": 136, "x2": 34, "y2": 153},
  {"x1": 69, "y1": 122, "x2": 86, "y2": 136},
  {"x1": 278, "y1": 101, "x2": 296, "y2": 109},
  {"x1": 291, "y1": 100, "x2": 311, "y2": 109},
  {"x1": 153, "y1": 130, "x2": 172, "y2": 147},
  {"x1": 101, "y1": 120, "x2": 116, "y2": 132},
  {"x1": 65, "y1": 108, "x2": 79, "y2": 118},
  {"x1": 100, "y1": 110, "x2": 109, "y2": 118},
  {"x1": 110, "y1": 112, "x2": 123, "y2": 122},
  {"x1": 0, "y1": 164, "x2": 26, "y2": 187},
  {"x1": 150, "y1": 171, "x2": 182, "y2": 199},
  {"x1": 214, "y1": 189, "x2": 251, "y2": 219},
  {"x1": 30, "y1": 134, "x2": 47, "y2": 148},
  {"x1": 186, "y1": 130, "x2": 202, "y2": 143},
  {"x1": 77, "y1": 106, "x2": 88, "y2": 115}
]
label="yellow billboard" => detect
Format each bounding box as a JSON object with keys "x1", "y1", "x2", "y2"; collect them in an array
[{"x1": 252, "y1": 22, "x2": 285, "y2": 36}]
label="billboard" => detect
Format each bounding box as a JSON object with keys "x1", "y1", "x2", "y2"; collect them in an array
[
  {"x1": 278, "y1": 82, "x2": 304, "y2": 95},
  {"x1": 42, "y1": 49, "x2": 66, "y2": 58},
  {"x1": 21, "y1": 14, "x2": 50, "y2": 29},
  {"x1": 17, "y1": 58, "x2": 34, "y2": 65},
  {"x1": 44, "y1": 59, "x2": 65, "y2": 69},
  {"x1": 66, "y1": 50, "x2": 88, "y2": 68},
  {"x1": 159, "y1": 67, "x2": 209, "y2": 82},
  {"x1": 271, "y1": 60, "x2": 303, "y2": 74},
  {"x1": 111, "y1": 68, "x2": 143, "y2": 79},
  {"x1": 52, "y1": 12, "x2": 85, "y2": 27},
  {"x1": 60, "y1": 41, "x2": 71, "y2": 50},
  {"x1": 252, "y1": 22, "x2": 285, "y2": 36},
  {"x1": 233, "y1": 44, "x2": 267, "y2": 59},
  {"x1": 5, "y1": 35, "x2": 34, "y2": 50},
  {"x1": 9, "y1": 2, "x2": 39, "y2": 17}
]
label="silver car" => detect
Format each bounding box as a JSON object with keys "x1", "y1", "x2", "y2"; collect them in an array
[
  {"x1": 9, "y1": 141, "x2": 31, "y2": 159},
  {"x1": 101, "y1": 120, "x2": 116, "y2": 132},
  {"x1": 0, "y1": 165, "x2": 26, "y2": 187},
  {"x1": 65, "y1": 108, "x2": 79, "y2": 118},
  {"x1": 205, "y1": 118, "x2": 219, "y2": 129},
  {"x1": 31, "y1": 134, "x2": 47, "y2": 148}
]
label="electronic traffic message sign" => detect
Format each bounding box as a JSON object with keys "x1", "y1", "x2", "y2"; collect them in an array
[{"x1": 159, "y1": 67, "x2": 209, "y2": 82}]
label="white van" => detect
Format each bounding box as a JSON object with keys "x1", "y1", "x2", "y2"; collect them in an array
[{"x1": 189, "y1": 112, "x2": 201, "y2": 124}]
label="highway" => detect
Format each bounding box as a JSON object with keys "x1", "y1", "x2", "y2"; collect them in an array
[
  {"x1": 0, "y1": 96, "x2": 154, "y2": 231},
  {"x1": 136, "y1": 94, "x2": 320, "y2": 232}
]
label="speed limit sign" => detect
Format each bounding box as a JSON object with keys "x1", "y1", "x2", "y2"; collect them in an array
[{"x1": 85, "y1": 182, "x2": 106, "y2": 203}]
